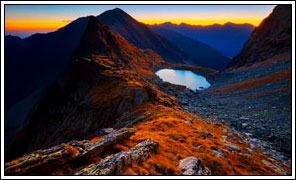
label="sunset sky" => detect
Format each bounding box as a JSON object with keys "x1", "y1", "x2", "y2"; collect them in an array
[{"x1": 5, "y1": 5, "x2": 276, "y2": 38}]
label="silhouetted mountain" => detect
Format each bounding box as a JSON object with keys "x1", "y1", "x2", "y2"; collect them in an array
[
  {"x1": 228, "y1": 5, "x2": 292, "y2": 68},
  {"x1": 97, "y1": 8, "x2": 192, "y2": 64},
  {"x1": 5, "y1": 35, "x2": 22, "y2": 48},
  {"x1": 151, "y1": 27, "x2": 231, "y2": 70},
  {"x1": 5, "y1": 16, "x2": 90, "y2": 111},
  {"x1": 152, "y1": 22, "x2": 254, "y2": 58},
  {"x1": 4, "y1": 16, "x2": 91, "y2": 156}
]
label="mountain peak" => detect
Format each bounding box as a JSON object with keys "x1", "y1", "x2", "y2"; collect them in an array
[
  {"x1": 73, "y1": 15, "x2": 158, "y2": 68},
  {"x1": 104, "y1": 7, "x2": 129, "y2": 16},
  {"x1": 74, "y1": 15, "x2": 124, "y2": 58},
  {"x1": 97, "y1": 8, "x2": 189, "y2": 64},
  {"x1": 110, "y1": 7, "x2": 126, "y2": 13},
  {"x1": 98, "y1": 8, "x2": 131, "y2": 20}
]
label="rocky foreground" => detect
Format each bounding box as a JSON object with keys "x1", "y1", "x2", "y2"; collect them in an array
[
  {"x1": 5, "y1": 129, "x2": 158, "y2": 175},
  {"x1": 5, "y1": 124, "x2": 291, "y2": 175}
]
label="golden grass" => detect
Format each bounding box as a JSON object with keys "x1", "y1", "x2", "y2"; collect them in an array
[{"x1": 86, "y1": 104, "x2": 291, "y2": 175}]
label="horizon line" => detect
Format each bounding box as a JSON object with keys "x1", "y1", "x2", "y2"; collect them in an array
[
  {"x1": 141, "y1": 21, "x2": 256, "y2": 27},
  {"x1": 5, "y1": 20, "x2": 257, "y2": 32}
]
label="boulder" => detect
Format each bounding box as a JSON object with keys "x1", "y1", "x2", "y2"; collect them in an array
[
  {"x1": 179, "y1": 157, "x2": 211, "y2": 175},
  {"x1": 241, "y1": 123, "x2": 248, "y2": 129}
]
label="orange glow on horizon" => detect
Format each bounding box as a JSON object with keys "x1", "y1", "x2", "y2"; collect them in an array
[
  {"x1": 5, "y1": 18, "x2": 261, "y2": 31},
  {"x1": 5, "y1": 20, "x2": 71, "y2": 31}
]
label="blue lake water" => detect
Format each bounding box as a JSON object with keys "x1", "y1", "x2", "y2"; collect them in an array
[{"x1": 155, "y1": 69, "x2": 211, "y2": 91}]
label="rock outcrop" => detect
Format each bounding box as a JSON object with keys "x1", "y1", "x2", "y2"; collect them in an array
[
  {"x1": 5, "y1": 129, "x2": 135, "y2": 175},
  {"x1": 76, "y1": 139, "x2": 158, "y2": 175}
]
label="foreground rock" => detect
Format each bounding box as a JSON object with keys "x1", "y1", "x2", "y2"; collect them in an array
[
  {"x1": 76, "y1": 139, "x2": 158, "y2": 175},
  {"x1": 179, "y1": 157, "x2": 211, "y2": 175},
  {"x1": 5, "y1": 129, "x2": 135, "y2": 175}
]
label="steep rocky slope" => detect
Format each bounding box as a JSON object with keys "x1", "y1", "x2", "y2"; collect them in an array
[
  {"x1": 7, "y1": 16, "x2": 166, "y2": 159},
  {"x1": 228, "y1": 5, "x2": 292, "y2": 68},
  {"x1": 97, "y1": 8, "x2": 193, "y2": 64},
  {"x1": 5, "y1": 14, "x2": 291, "y2": 175}
]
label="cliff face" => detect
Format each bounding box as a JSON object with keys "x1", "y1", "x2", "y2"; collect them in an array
[{"x1": 228, "y1": 5, "x2": 292, "y2": 68}]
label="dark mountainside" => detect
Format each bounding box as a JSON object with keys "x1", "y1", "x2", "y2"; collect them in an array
[
  {"x1": 151, "y1": 27, "x2": 231, "y2": 70},
  {"x1": 153, "y1": 22, "x2": 254, "y2": 58},
  {"x1": 5, "y1": 6, "x2": 292, "y2": 176},
  {"x1": 4, "y1": 16, "x2": 90, "y2": 153},
  {"x1": 228, "y1": 5, "x2": 292, "y2": 68},
  {"x1": 5, "y1": 16, "x2": 90, "y2": 111},
  {"x1": 97, "y1": 8, "x2": 194, "y2": 64}
]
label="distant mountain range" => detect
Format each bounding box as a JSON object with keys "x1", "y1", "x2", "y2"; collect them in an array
[
  {"x1": 228, "y1": 5, "x2": 292, "y2": 68},
  {"x1": 97, "y1": 8, "x2": 231, "y2": 70},
  {"x1": 151, "y1": 22, "x2": 255, "y2": 58},
  {"x1": 5, "y1": 8, "x2": 253, "y2": 74},
  {"x1": 151, "y1": 27, "x2": 231, "y2": 70}
]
